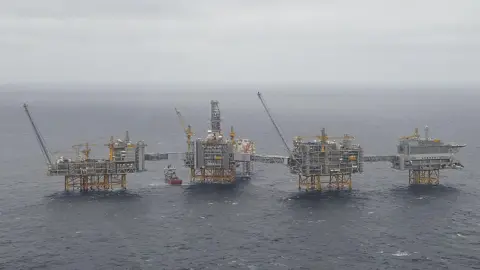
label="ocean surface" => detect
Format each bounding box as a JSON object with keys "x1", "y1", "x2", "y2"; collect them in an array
[{"x1": 0, "y1": 86, "x2": 479, "y2": 269}]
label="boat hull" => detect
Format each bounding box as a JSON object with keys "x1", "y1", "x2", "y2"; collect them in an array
[{"x1": 168, "y1": 179, "x2": 183, "y2": 185}]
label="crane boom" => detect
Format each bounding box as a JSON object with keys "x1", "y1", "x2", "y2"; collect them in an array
[
  {"x1": 174, "y1": 107, "x2": 194, "y2": 151},
  {"x1": 256, "y1": 92, "x2": 292, "y2": 156},
  {"x1": 174, "y1": 107, "x2": 187, "y2": 133},
  {"x1": 23, "y1": 103, "x2": 53, "y2": 166}
]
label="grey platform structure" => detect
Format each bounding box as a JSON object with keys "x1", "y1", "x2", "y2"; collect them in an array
[
  {"x1": 247, "y1": 126, "x2": 466, "y2": 186},
  {"x1": 24, "y1": 103, "x2": 146, "y2": 192},
  {"x1": 256, "y1": 92, "x2": 364, "y2": 191},
  {"x1": 144, "y1": 94, "x2": 467, "y2": 189},
  {"x1": 178, "y1": 100, "x2": 255, "y2": 184},
  {"x1": 391, "y1": 126, "x2": 465, "y2": 185}
]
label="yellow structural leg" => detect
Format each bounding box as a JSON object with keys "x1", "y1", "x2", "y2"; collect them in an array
[
  {"x1": 65, "y1": 176, "x2": 69, "y2": 192},
  {"x1": 191, "y1": 168, "x2": 235, "y2": 184},
  {"x1": 409, "y1": 169, "x2": 439, "y2": 185},
  {"x1": 104, "y1": 174, "x2": 109, "y2": 190},
  {"x1": 121, "y1": 174, "x2": 127, "y2": 189},
  {"x1": 298, "y1": 173, "x2": 352, "y2": 192},
  {"x1": 62, "y1": 174, "x2": 128, "y2": 192}
]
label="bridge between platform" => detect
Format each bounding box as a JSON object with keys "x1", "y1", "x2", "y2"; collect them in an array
[{"x1": 144, "y1": 152, "x2": 395, "y2": 164}]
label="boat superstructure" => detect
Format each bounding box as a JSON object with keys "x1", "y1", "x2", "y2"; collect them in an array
[{"x1": 164, "y1": 164, "x2": 182, "y2": 185}]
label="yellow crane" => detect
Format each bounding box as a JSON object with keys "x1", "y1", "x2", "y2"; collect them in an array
[
  {"x1": 294, "y1": 134, "x2": 355, "y2": 143},
  {"x1": 174, "y1": 108, "x2": 194, "y2": 151},
  {"x1": 104, "y1": 136, "x2": 115, "y2": 161},
  {"x1": 294, "y1": 129, "x2": 355, "y2": 153},
  {"x1": 400, "y1": 128, "x2": 420, "y2": 140},
  {"x1": 230, "y1": 126, "x2": 236, "y2": 146},
  {"x1": 400, "y1": 127, "x2": 441, "y2": 142},
  {"x1": 315, "y1": 134, "x2": 355, "y2": 143},
  {"x1": 72, "y1": 142, "x2": 96, "y2": 160}
]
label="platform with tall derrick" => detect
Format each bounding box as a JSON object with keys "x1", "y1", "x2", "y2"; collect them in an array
[
  {"x1": 177, "y1": 100, "x2": 255, "y2": 185},
  {"x1": 23, "y1": 103, "x2": 146, "y2": 192},
  {"x1": 257, "y1": 92, "x2": 364, "y2": 192},
  {"x1": 391, "y1": 126, "x2": 465, "y2": 186}
]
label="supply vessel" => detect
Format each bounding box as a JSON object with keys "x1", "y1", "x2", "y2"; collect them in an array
[{"x1": 164, "y1": 164, "x2": 183, "y2": 185}]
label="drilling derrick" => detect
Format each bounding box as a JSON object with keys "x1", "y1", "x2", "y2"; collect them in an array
[
  {"x1": 183, "y1": 100, "x2": 236, "y2": 184},
  {"x1": 392, "y1": 126, "x2": 465, "y2": 185},
  {"x1": 210, "y1": 100, "x2": 221, "y2": 134},
  {"x1": 257, "y1": 92, "x2": 364, "y2": 192},
  {"x1": 24, "y1": 103, "x2": 146, "y2": 192}
]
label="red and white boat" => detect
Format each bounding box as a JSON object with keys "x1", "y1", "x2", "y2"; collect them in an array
[{"x1": 164, "y1": 165, "x2": 183, "y2": 185}]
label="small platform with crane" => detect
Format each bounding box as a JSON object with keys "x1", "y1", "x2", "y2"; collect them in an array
[
  {"x1": 256, "y1": 92, "x2": 364, "y2": 192},
  {"x1": 391, "y1": 126, "x2": 466, "y2": 185},
  {"x1": 23, "y1": 103, "x2": 147, "y2": 192}
]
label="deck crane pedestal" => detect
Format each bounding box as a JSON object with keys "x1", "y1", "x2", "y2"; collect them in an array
[{"x1": 256, "y1": 92, "x2": 364, "y2": 192}]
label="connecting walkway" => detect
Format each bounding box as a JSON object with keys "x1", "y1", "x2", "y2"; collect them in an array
[{"x1": 144, "y1": 152, "x2": 395, "y2": 164}]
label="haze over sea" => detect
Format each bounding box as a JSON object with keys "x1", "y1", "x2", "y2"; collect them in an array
[{"x1": 0, "y1": 85, "x2": 479, "y2": 269}]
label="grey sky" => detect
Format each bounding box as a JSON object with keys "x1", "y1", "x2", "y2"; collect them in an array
[{"x1": 1, "y1": 0, "x2": 479, "y2": 85}]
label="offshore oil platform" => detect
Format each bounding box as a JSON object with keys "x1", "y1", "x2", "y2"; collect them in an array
[
  {"x1": 176, "y1": 100, "x2": 255, "y2": 185},
  {"x1": 144, "y1": 92, "x2": 466, "y2": 191},
  {"x1": 24, "y1": 90, "x2": 467, "y2": 193},
  {"x1": 23, "y1": 103, "x2": 146, "y2": 192},
  {"x1": 256, "y1": 92, "x2": 364, "y2": 191},
  {"x1": 390, "y1": 126, "x2": 465, "y2": 185}
]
